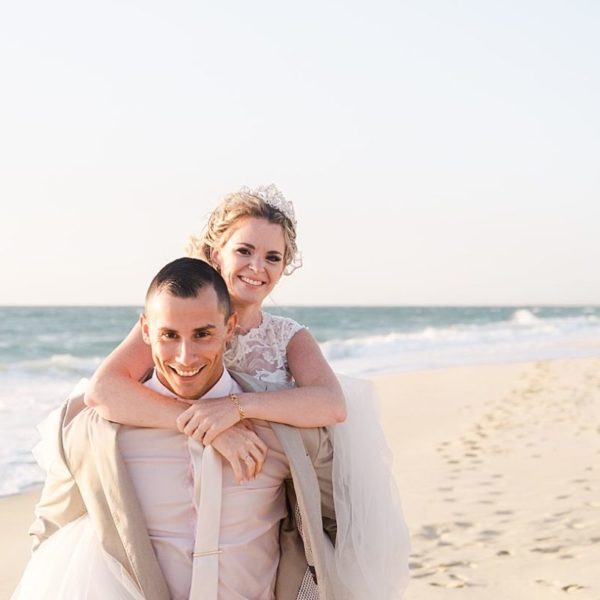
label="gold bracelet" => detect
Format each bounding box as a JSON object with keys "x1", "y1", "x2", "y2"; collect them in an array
[{"x1": 229, "y1": 393, "x2": 246, "y2": 421}]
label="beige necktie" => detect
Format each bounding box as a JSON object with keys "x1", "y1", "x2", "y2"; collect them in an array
[{"x1": 188, "y1": 441, "x2": 223, "y2": 599}]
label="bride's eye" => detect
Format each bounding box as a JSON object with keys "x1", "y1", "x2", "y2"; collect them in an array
[
  {"x1": 266, "y1": 254, "x2": 282, "y2": 263},
  {"x1": 236, "y1": 247, "x2": 251, "y2": 256}
]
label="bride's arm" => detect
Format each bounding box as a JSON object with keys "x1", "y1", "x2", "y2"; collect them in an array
[
  {"x1": 180, "y1": 329, "x2": 347, "y2": 445},
  {"x1": 248, "y1": 328, "x2": 347, "y2": 424},
  {"x1": 84, "y1": 321, "x2": 185, "y2": 428}
]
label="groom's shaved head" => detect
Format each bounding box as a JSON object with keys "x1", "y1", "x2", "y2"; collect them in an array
[{"x1": 145, "y1": 257, "x2": 232, "y2": 320}]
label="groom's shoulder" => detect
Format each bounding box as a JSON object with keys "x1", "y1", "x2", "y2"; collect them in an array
[{"x1": 60, "y1": 382, "x2": 114, "y2": 438}]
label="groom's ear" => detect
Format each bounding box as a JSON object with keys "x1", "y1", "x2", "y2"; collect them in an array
[
  {"x1": 224, "y1": 312, "x2": 237, "y2": 341},
  {"x1": 140, "y1": 313, "x2": 151, "y2": 345}
]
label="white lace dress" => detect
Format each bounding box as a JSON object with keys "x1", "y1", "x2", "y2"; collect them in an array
[{"x1": 226, "y1": 312, "x2": 410, "y2": 600}]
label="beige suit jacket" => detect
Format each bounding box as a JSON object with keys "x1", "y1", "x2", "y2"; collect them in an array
[{"x1": 29, "y1": 371, "x2": 337, "y2": 600}]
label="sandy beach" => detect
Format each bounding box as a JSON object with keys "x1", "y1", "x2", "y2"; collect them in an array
[
  {"x1": 2, "y1": 356, "x2": 599, "y2": 599},
  {"x1": 377, "y1": 357, "x2": 600, "y2": 599}
]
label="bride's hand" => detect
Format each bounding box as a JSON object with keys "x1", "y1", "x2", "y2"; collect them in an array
[
  {"x1": 211, "y1": 421, "x2": 268, "y2": 483},
  {"x1": 176, "y1": 395, "x2": 242, "y2": 445}
]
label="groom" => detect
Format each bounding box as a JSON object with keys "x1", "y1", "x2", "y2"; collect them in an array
[{"x1": 29, "y1": 258, "x2": 336, "y2": 600}]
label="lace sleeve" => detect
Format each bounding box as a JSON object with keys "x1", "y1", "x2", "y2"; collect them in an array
[
  {"x1": 274, "y1": 316, "x2": 306, "y2": 350},
  {"x1": 223, "y1": 313, "x2": 306, "y2": 386}
]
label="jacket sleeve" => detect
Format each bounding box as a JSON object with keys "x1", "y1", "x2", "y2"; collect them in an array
[{"x1": 28, "y1": 401, "x2": 87, "y2": 551}]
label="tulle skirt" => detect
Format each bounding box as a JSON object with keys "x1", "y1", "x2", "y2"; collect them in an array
[
  {"x1": 11, "y1": 515, "x2": 144, "y2": 600},
  {"x1": 328, "y1": 375, "x2": 410, "y2": 600}
]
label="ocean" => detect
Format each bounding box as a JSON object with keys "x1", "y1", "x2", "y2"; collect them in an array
[{"x1": 2, "y1": 305, "x2": 600, "y2": 497}]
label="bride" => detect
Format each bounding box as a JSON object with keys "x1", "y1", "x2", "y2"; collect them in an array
[{"x1": 15, "y1": 185, "x2": 409, "y2": 599}]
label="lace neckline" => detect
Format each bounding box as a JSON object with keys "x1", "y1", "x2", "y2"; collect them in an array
[{"x1": 235, "y1": 311, "x2": 269, "y2": 339}]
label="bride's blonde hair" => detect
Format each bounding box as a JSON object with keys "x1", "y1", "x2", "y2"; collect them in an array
[{"x1": 187, "y1": 189, "x2": 301, "y2": 274}]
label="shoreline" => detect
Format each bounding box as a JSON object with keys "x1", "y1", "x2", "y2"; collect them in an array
[{"x1": 2, "y1": 355, "x2": 599, "y2": 598}]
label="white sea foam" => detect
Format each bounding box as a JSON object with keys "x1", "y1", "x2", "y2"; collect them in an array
[
  {"x1": 510, "y1": 308, "x2": 540, "y2": 325},
  {"x1": 11, "y1": 354, "x2": 102, "y2": 374},
  {"x1": 0, "y1": 376, "x2": 82, "y2": 496},
  {"x1": 323, "y1": 313, "x2": 600, "y2": 375}
]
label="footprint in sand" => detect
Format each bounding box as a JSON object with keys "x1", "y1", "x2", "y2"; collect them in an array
[
  {"x1": 429, "y1": 572, "x2": 473, "y2": 589},
  {"x1": 531, "y1": 545, "x2": 562, "y2": 554},
  {"x1": 419, "y1": 525, "x2": 444, "y2": 540},
  {"x1": 454, "y1": 521, "x2": 474, "y2": 529},
  {"x1": 478, "y1": 529, "x2": 501, "y2": 538},
  {"x1": 411, "y1": 570, "x2": 437, "y2": 579},
  {"x1": 589, "y1": 536, "x2": 600, "y2": 543},
  {"x1": 429, "y1": 581, "x2": 468, "y2": 589},
  {"x1": 536, "y1": 580, "x2": 587, "y2": 593}
]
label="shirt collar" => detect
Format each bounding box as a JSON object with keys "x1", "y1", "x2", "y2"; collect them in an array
[{"x1": 146, "y1": 367, "x2": 233, "y2": 400}]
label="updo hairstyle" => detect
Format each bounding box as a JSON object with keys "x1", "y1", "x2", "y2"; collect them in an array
[{"x1": 187, "y1": 190, "x2": 301, "y2": 274}]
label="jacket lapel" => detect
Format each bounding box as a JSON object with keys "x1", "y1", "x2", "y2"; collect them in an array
[{"x1": 64, "y1": 401, "x2": 171, "y2": 600}]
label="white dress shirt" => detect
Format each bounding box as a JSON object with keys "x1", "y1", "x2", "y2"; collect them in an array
[{"x1": 117, "y1": 368, "x2": 290, "y2": 600}]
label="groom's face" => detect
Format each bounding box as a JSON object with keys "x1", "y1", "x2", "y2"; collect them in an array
[{"x1": 141, "y1": 286, "x2": 236, "y2": 399}]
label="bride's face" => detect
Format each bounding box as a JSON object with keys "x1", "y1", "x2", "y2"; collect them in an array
[{"x1": 212, "y1": 217, "x2": 286, "y2": 308}]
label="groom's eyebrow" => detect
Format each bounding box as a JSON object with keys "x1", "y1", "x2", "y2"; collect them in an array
[{"x1": 194, "y1": 325, "x2": 216, "y2": 333}]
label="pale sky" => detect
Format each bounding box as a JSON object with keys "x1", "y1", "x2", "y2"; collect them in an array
[{"x1": 1, "y1": 1, "x2": 599, "y2": 306}]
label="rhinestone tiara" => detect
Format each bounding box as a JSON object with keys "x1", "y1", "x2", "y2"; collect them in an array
[{"x1": 240, "y1": 184, "x2": 296, "y2": 228}]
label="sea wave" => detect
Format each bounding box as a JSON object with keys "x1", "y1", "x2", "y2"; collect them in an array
[
  {"x1": 5, "y1": 354, "x2": 102, "y2": 375},
  {"x1": 510, "y1": 308, "x2": 541, "y2": 325},
  {"x1": 322, "y1": 312, "x2": 600, "y2": 375}
]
